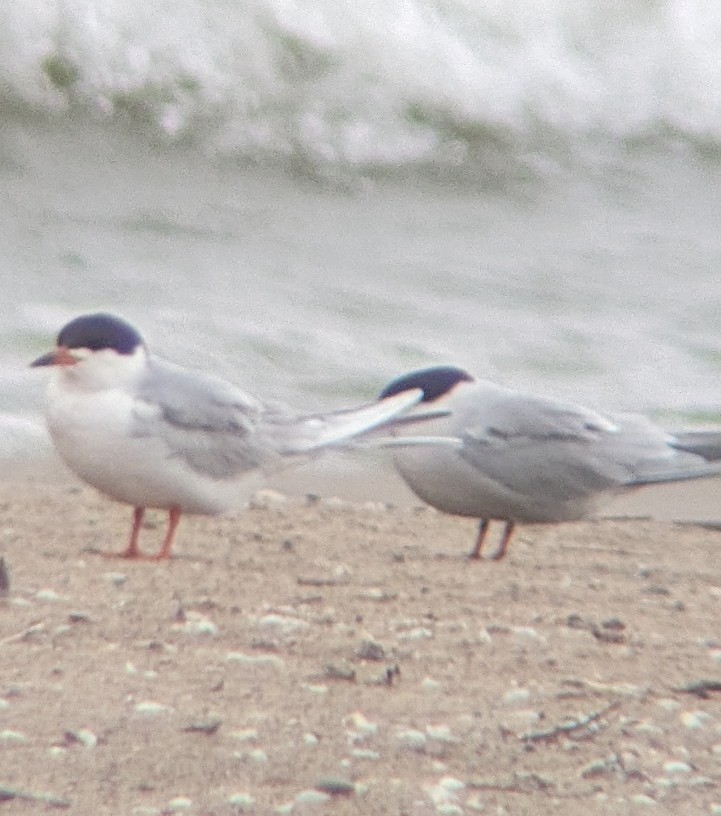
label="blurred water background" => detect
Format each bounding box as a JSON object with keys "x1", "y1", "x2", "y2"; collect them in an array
[{"x1": 2, "y1": 0, "x2": 721, "y2": 464}]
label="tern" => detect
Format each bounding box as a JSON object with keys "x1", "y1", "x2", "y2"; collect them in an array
[
  {"x1": 31, "y1": 313, "x2": 424, "y2": 560},
  {"x1": 379, "y1": 365, "x2": 721, "y2": 560}
]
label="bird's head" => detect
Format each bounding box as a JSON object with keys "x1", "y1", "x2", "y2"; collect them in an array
[
  {"x1": 31, "y1": 313, "x2": 148, "y2": 389},
  {"x1": 379, "y1": 366, "x2": 474, "y2": 404}
]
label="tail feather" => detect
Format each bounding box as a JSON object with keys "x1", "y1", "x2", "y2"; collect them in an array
[
  {"x1": 273, "y1": 389, "x2": 424, "y2": 454},
  {"x1": 355, "y1": 435, "x2": 463, "y2": 450},
  {"x1": 628, "y1": 460, "x2": 721, "y2": 487},
  {"x1": 672, "y1": 429, "x2": 721, "y2": 462},
  {"x1": 381, "y1": 408, "x2": 452, "y2": 426}
]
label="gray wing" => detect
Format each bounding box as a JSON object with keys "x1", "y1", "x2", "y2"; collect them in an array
[
  {"x1": 132, "y1": 358, "x2": 279, "y2": 479},
  {"x1": 456, "y1": 393, "x2": 710, "y2": 505}
]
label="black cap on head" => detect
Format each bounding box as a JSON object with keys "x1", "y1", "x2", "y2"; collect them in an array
[
  {"x1": 57, "y1": 313, "x2": 145, "y2": 355},
  {"x1": 379, "y1": 366, "x2": 474, "y2": 403}
]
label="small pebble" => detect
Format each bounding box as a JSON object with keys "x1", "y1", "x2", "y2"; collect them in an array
[
  {"x1": 351, "y1": 749, "x2": 380, "y2": 760},
  {"x1": 439, "y1": 777, "x2": 465, "y2": 793},
  {"x1": 465, "y1": 794, "x2": 485, "y2": 811},
  {"x1": 634, "y1": 721, "x2": 664, "y2": 736},
  {"x1": 398, "y1": 626, "x2": 433, "y2": 640},
  {"x1": 344, "y1": 711, "x2": 378, "y2": 736},
  {"x1": 294, "y1": 789, "x2": 331, "y2": 805},
  {"x1": 681, "y1": 711, "x2": 712, "y2": 730},
  {"x1": 324, "y1": 663, "x2": 355, "y2": 681},
  {"x1": 103, "y1": 572, "x2": 127, "y2": 586},
  {"x1": 0, "y1": 729, "x2": 26, "y2": 743},
  {"x1": 230, "y1": 728, "x2": 258, "y2": 743},
  {"x1": 35, "y1": 588, "x2": 67, "y2": 602},
  {"x1": 357, "y1": 639, "x2": 386, "y2": 661},
  {"x1": 655, "y1": 777, "x2": 675, "y2": 789},
  {"x1": 303, "y1": 733, "x2": 319, "y2": 746},
  {"x1": 227, "y1": 792, "x2": 255, "y2": 810},
  {"x1": 395, "y1": 728, "x2": 427, "y2": 751},
  {"x1": 361, "y1": 587, "x2": 397, "y2": 601},
  {"x1": 503, "y1": 688, "x2": 531, "y2": 705},
  {"x1": 134, "y1": 701, "x2": 172, "y2": 715},
  {"x1": 247, "y1": 749, "x2": 268, "y2": 762},
  {"x1": 254, "y1": 614, "x2": 308, "y2": 636},
  {"x1": 183, "y1": 717, "x2": 221, "y2": 735},
  {"x1": 422, "y1": 677, "x2": 442, "y2": 691},
  {"x1": 65, "y1": 728, "x2": 97, "y2": 749},
  {"x1": 426, "y1": 777, "x2": 465, "y2": 809},
  {"x1": 581, "y1": 757, "x2": 617, "y2": 779},
  {"x1": 314, "y1": 777, "x2": 355, "y2": 796},
  {"x1": 167, "y1": 797, "x2": 193, "y2": 811},
  {"x1": 426, "y1": 724, "x2": 454, "y2": 742},
  {"x1": 171, "y1": 611, "x2": 218, "y2": 636},
  {"x1": 512, "y1": 626, "x2": 545, "y2": 642},
  {"x1": 631, "y1": 794, "x2": 657, "y2": 806},
  {"x1": 304, "y1": 684, "x2": 328, "y2": 695},
  {"x1": 663, "y1": 761, "x2": 692, "y2": 774},
  {"x1": 225, "y1": 652, "x2": 284, "y2": 669}
]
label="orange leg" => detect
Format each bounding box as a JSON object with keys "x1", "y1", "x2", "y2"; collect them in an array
[
  {"x1": 469, "y1": 519, "x2": 516, "y2": 561},
  {"x1": 490, "y1": 521, "x2": 516, "y2": 561},
  {"x1": 469, "y1": 518, "x2": 490, "y2": 559},
  {"x1": 150, "y1": 506, "x2": 182, "y2": 561},
  {"x1": 103, "y1": 506, "x2": 145, "y2": 559},
  {"x1": 102, "y1": 506, "x2": 182, "y2": 560}
]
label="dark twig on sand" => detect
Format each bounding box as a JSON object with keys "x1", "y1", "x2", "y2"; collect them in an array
[
  {"x1": 0, "y1": 621, "x2": 45, "y2": 647},
  {"x1": 0, "y1": 785, "x2": 70, "y2": 808},
  {"x1": 674, "y1": 679, "x2": 721, "y2": 699},
  {"x1": 520, "y1": 701, "x2": 620, "y2": 743},
  {"x1": 0, "y1": 557, "x2": 9, "y2": 597}
]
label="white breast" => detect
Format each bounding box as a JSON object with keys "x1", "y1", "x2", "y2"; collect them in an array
[{"x1": 45, "y1": 377, "x2": 261, "y2": 515}]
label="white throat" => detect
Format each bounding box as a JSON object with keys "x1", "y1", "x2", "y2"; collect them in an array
[{"x1": 56, "y1": 345, "x2": 148, "y2": 393}]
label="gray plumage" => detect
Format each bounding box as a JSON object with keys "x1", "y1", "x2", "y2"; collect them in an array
[
  {"x1": 32, "y1": 312, "x2": 424, "y2": 559},
  {"x1": 379, "y1": 366, "x2": 721, "y2": 559}
]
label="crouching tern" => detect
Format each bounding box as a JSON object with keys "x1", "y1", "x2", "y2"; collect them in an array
[
  {"x1": 379, "y1": 366, "x2": 721, "y2": 561},
  {"x1": 31, "y1": 313, "x2": 424, "y2": 560}
]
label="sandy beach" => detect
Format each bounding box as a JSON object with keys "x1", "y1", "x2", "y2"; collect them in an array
[{"x1": 1, "y1": 465, "x2": 721, "y2": 815}]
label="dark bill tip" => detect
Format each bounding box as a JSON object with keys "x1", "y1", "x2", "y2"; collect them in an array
[
  {"x1": 30, "y1": 347, "x2": 77, "y2": 368},
  {"x1": 30, "y1": 351, "x2": 57, "y2": 368}
]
